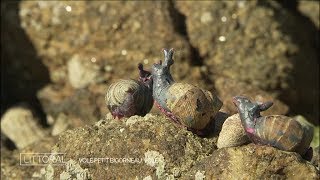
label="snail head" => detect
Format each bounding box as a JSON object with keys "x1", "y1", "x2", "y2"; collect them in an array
[
  {"x1": 233, "y1": 96, "x2": 273, "y2": 117},
  {"x1": 138, "y1": 63, "x2": 152, "y2": 88},
  {"x1": 152, "y1": 48, "x2": 174, "y2": 78}
]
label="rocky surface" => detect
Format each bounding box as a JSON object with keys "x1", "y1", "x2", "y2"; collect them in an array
[
  {"x1": 184, "y1": 144, "x2": 319, "y2": 179},
  {"x1": 0, "y1": 106, "x2": 47, "y2": 149},
  {"x1": 1, "y1": 114, "x2": 318, "y2": 179},
  {"x1": 1, "y1": 0, "x2": 319, "y2": 179},
  {"x1": 215, "y1": 77, "x2": 289, "y2": 116},
  {"x1": 298, "y1": 0, "x2": 320, "y2": 28},
  {"x1": 176, "y1": 0, "x2": 319, "y2": 123}
]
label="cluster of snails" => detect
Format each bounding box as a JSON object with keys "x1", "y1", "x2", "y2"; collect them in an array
[
  {"x1": 105, "y1": 48, "x2": 313, "y2": 158},
  {"x1": 106, "y1": 48, "x2": 222, "y2": 134}
]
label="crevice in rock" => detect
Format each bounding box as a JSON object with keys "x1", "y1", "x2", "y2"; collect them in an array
[
  {"x1": 167, "y1": 0, "x2": 204, "y2": 67},
  {"x1": 258, "y1": 1, "x2": 319, "y2": 124},
  {"x1": 1, "y1": 1, "x2": 51, "y2": 130}
]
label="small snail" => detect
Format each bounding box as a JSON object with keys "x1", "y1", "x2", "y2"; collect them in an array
[
  {"x1": 233, "y1": 96, "x2": 313, "y2": 156},
  {"x1": 151, "y1": 48, "x2": 222, "y2": 134},
  {"x1": 105, "y1": 64, "x2": 153, "y2": 119}
]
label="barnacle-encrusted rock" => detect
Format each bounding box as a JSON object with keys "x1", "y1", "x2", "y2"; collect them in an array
[
  {"x1": 217, "y1": 114, "x2": 249, "y2": 148},
  {"x1": 0, "y1": 106, "x2": 47, "y2": 149},
  {"x1": 183, "y1": 144, "x2": 319, "y2": 179}
]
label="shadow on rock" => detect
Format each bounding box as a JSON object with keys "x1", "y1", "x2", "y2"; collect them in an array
[
  {"x1": 258, "y1": 0, "x2": 319, "y2": 124},
  {"x1": 1, "y1": 1, "x2": 50, "y2": 125}
]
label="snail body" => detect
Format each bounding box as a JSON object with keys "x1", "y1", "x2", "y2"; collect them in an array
[
  {"x1": 152, "y1": 49, "x2": 222, "y2": 131},
  {"x1": 105, "y1": 64, "x2": 153, "y2": 119},
  {"x1": 233, "y1": 96, "x2": 313, "y2": 156}
]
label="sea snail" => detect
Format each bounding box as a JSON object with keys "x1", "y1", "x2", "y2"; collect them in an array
[
  {"x1": 105, "y1": 64, "x2": 153, "y2": 119},
  {"x1": 151, "y1": 48, "x2": 222, "y2": 133},
  {"x1": 233, "y1": 96, "x2": 313, "y2": 156}
]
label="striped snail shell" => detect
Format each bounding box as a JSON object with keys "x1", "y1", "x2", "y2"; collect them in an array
[
  {"x1": 106, "y1": 79, "x2": 153, "y2": 119},
  {"x1": 233, "y1": 96, "x2": 313, "y2": 156},
  {"x1": 152, "y1": 48, "x2": 222, "y2": 133}
]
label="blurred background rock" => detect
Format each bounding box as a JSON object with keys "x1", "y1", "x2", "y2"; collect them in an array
[{"x1": 1, "y1": 0, "x2": 319, "y2": 178}]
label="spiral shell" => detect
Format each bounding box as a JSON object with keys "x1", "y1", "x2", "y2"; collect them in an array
[
  {"x1": 165, "y1": 83, "x2": 222, "y2": 130},
  {"x1": 106, "y1": 79, "x2": 153, "y2": 118}
]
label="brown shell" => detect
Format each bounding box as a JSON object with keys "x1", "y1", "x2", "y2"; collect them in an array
[
  {"x1": 255, "y1": 115, "x2": 312, "y2": 155},
  {"x1": 105, "y1": 79, "x2": 153, "y2": 116},
  {"x1": 166, "y1": 83, "x2": 222, "y2": 130}
]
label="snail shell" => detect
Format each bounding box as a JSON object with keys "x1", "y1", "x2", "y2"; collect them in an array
[
  {"x1": 217, "y1": 114, "x2": 250, "y2": 148},
  {"x1": 166, "y1": 83, "x2": 222, "y2": 130},
  {"x1": 152, "y1": 49, "x2": 222, "y2": 131},
  {"x1": 233, "y1": 96, "x2": 313, "y2": 156},
  {"x1": 105, "y1": 79, "x2": 153, "y2": 118},
  {"x1": 253, "y1": 115, "x2": 313, "y2": 155}
]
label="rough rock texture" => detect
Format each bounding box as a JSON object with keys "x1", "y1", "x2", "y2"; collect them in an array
[
  {"x1": 1, "y1": 136, "x2": 58, "y2": 179},
  {"x1": 215, "y1": 77, "x2": 289, "y2": 116},
  {"x1": 176, "y1": 1, "x2": 296, "y2": 91},
  {"x1": 19, "y1": 1, "x2": 210, "y2": 121},
  {"x1": 217, "y1": 114, "x2": 249, "y2": 148},
  {"x1": 18, "y1": 1, "x2": 204, "y2": 85},
  {"x1": 183, "y1": 144, "x2": 319, "y2": 179},
  {"x1": 1, "y1": 114, "x2": 319, "y2": 179},
  {"x1": 176, "y1": 0, "x2": 319, "y2": 123},
  {"x1": 0, "y1": 106, "x2": 47, "y2": 149},
  {"x1": 52, "y1": 114, "x2": 216, "y2": 179}
]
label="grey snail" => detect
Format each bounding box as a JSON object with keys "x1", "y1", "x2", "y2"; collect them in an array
[
  {"x1": 233, "y1": 96, "x2": 313, "y2": 157},
  {"x1": 105, "y1": 64, "x2": 153, "y2": 119},
  {"x1": 151, "y1": 48, "x2": 222, "y2": 134}
]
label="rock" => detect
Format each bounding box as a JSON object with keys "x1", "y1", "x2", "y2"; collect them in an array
[
  {"x1": 67, "y1": 54, "x2": 100, "y2": 89},
  {"x1": 59, "y1": 160, "x2": 92, "y2": 180},
  {"x1": 51, "y1": 114, "x2": 216, "y2": 179},
  {"x1": 37, "y1": 84, "x2": 103, "y2": 125},
  {"x1": 183, "y1": 144, "x2": 319, "y2": 179},
  {"x1": 51, "y1": 113, "x2": 70, "y2": 136},
  {"x1": 215, "y1": 77, "x2": 289, "y2": 116},
  {"x1": 298, "y1": 1, "x2": 319, "y2": 28},
  {"x1": 217, "y1": 114, "x2": 249, "y2": 148},
  {"x1": 311, "y1": 146, "x2": 319, "y2": 169},
  {"x1": 0, "y1": 106, "x2": 47, "y2": 149},
  {"x1": 176, "y1": 0, "x2": 319, "y2": 123},
  {"x1": 20, "y1": 1, "x2": 211, "y2": 121},
  {"x1": 311, "y1": 126, "x2": 320, "y2": 149},
  {"x1": 176, "y1": 1, "x2": 296, "y2": 91},
  {"x1": 19, "y1": 1, "x2": 202, "y2": 86}
]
